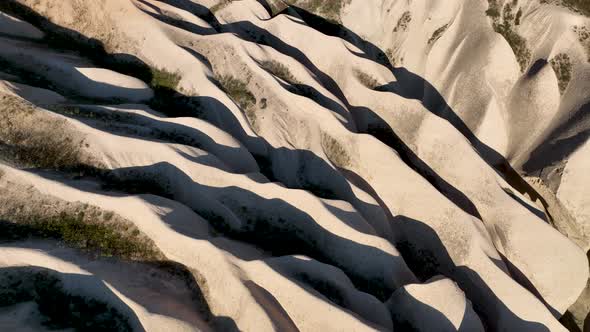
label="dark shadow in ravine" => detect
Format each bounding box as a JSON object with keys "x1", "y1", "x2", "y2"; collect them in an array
[
  {"x1": 136, "y1": 163, "x2": 413, "y2": 300},
  {"x1": 142, "y1": 0, "x2": 485, "y2": 220},
  {"x1": 37, "y1": 159, "x2": 414, "y2": 301},
  {"x1": 328, "y1": 164, "x2": 554, "y2": 330},
  {"x1": 3, "y1": 0, "x2": 486, "y2": 234},
  {"x1": 394, "y1": 217, "x2": 553, "y2": 331},
  {"x1": 254, "y1": 7, "x2": 569, "y2": 315},
  {"x1": 22, "y1": 163, "x2": 415, "y2": 330},
  {"x1": 0, "y1": 1, "x2": 395, "y2": 241},
  {"x1": 0, "y1": 264, "x2": 145, "y2": 331},
  {"x1": 523, "y1": 101, "x2": 590, "y2": 184},
  {"x1": 502, "y1": 188, "x2": 547, "y2": 222},
  {"x1": 135, "y1": 0, "x2": 217, "y2": 35},
  {"x1": 243, "y1": 280, "x2": 300, "y2": 332},
  {"x1": 1, "y1": 2, "x2": 560, "y2": 329},
  {"x1": 275, "y1": 4, "x2": 553, "y2": 214},
  {"x1": 262, "y1": 255, "x2": 393, "y2": 330},
  {"x1": 46, "y1": 103, "x2": 259, "y2": 174},
  {"x1": 0, "y1": 222, "x2": 239, "y2": 332},
  {"x1": 152, "y1": 0, "x2": 222, "y2": 31}
]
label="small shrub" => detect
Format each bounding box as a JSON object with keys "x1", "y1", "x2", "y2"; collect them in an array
[
  {"x1": 354, "y1": 69, "x2": 380, "y2": 89},
  {"x1": 217, "y1": 75, "x2": 256, "y2": 110},
  {"x1": 550, "y1": 53, "x2": 573, "y2": 94},
  {"x1": 150, "y1": 68, "x2": 181, "y2": 90},
  {"x1": 486, "y1": 0, "x2": 501, "y2": 17},
  {"x1": 260, "y1": 60, "x2": 298, "y2": 83},
  {"x1": 210, "y1": 0, "x2": 233, "y2": 13},
  {"x1": 575, "y1": 25, "x2": 590, "y2": 42},
  {"x1": 387, "y1": 49, "x2": 399, "y2": 66},
  {"x1": 486, "y1": 7, "x2": 501, "y2": 18},
  {"x1": 217, "y1": 75, "x2": 258, "y2": 131},
  {"x1": 393, "y1": 11, "x2": 412, "y2": 33},
  {"x1": 428, "y1": 24, "x2": 449, "y2": 45},
  {"x1": 503, "y1": 2, "x2": 516, "y2": 21}
]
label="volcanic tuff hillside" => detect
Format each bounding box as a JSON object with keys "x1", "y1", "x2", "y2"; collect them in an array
[{"x1": 0, "y1": 0, "x2": 589, "y2": 331}]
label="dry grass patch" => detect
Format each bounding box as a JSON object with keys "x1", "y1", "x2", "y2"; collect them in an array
[
  {"x1": 151, "y1": 68, "x2": 181, "y2": 91},
  {"x1": 428, "y1": 24, "x2": 449, "y2": 45},
  {"x1": 217, "y1": 75, "x2": 259, "y2": 131},
  {"x1": 0, "y1": 94, "x2": 91, "y2": 169},
  {"x1": 217, "y1": 75, "x2": 256, "y2": 110},
  {"x1": 321, "y1": 133, "x2": 351, "y2": 168},
  {"x1": 394, "y1": 11, "x2": 412, "y2": 33},
  {"x1": 0, "y1": 180, "x2": 163, "y2": 260},
  {"x1": 487, "y1": 0, "x2": 531, "y2": 72},
  {"x1": 354, "y1": 69, "x2": 380, "y2": 89},
  {"x1": 210, "y1": 0, "x2": 233, "y2": 14},
  {"x1": 260, "y1": 60, "x2": 298, "y2": 84}
]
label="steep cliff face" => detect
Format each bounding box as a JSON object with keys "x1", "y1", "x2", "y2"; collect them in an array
[{"x1": 0, "y1": 0, "x2": 588, "y2": 331}]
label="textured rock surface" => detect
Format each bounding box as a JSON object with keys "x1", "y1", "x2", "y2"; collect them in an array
[{"x1": 0, "y1": 0, "x2": 589, "y2": 331}]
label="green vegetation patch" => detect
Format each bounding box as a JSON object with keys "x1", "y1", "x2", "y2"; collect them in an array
[
  {"x1": 150, "y1": 68, "x2": 181, "y2": 91},
  {"x1": 0, "y1": 187, "x2": 163, "y2": 260},
  {"x1": 216, "y1": 75, "x2": 259, "y2": 131},
  {"x1": 259, "y1": 60, "x2": 331, "y2": 106},
  {"x1": 550, "y1": 53, "x2": 573, "y2": 94},
  {"x1": 217, "y1": 75, "x2": 256, "y2": 111}
]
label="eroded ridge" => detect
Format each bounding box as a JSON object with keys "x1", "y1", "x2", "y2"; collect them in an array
[{"x1": 0, "y1": 0, "x2": 589, "y2": 331}]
